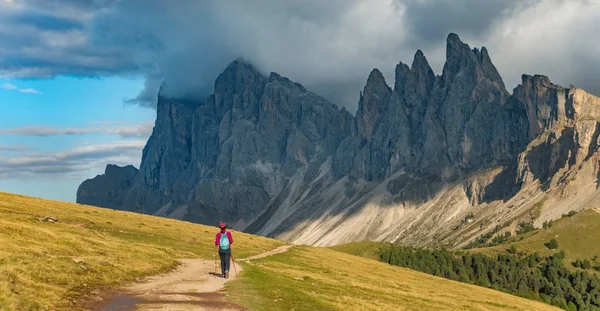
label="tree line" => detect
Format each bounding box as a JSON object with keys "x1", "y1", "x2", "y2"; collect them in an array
[{"x1": 379, "y1": 245, "x2": 600, "y2": 311}]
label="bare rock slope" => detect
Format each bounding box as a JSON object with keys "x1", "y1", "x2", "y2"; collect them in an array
[{"x1": 77, "y1": 33, "x2": 600, "y2": 248}]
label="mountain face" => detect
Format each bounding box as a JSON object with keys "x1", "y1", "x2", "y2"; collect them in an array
[
  {"x1": 77, "y1": 34, "x2": 600, "y2": 248},
  {"x1": 77, "y1": 164, "x2": 138, "y2": 210}
]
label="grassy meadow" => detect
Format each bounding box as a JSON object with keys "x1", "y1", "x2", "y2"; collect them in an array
[
  {"x1": 328, "y1": 241, "x2": 386, "y2": 261},
  {"x1": 471, "y1": 209, "x2": 600, "y2": 265},
  {"x1": 0, "y1": 192, "x2": 284, "y2": 310},
  {"x1": 0, "y1": 191, "x2": 572, "y2": 311},
  {"x1": 228, "y1": 245, "x2": 559, "y2": 311}
]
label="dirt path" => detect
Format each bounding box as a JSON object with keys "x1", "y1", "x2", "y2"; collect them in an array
[
  {"x1": 93, "y1": 245, "x2": 292, "y2": 311},
  {"x1": 238, "y1": 245, "x2": 293, "y2": 262}
]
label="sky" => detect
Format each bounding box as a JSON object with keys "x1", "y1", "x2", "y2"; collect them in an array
[{"x1": 0, "y1": 0, "x2": 599, "y2": 202}]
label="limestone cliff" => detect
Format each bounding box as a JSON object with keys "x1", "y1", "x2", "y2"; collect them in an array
[{"x1": 77, "y1": 34, "x2": 600, "y2": 248}]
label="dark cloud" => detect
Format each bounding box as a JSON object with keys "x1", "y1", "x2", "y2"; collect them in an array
[
  {"x1": 1, "y1": 0, "x2": 599, "y2": 110},
  {"x1": 0, "y1": 0, "x2": 138, "y2": 79},
  {"x1": 402, "y1": 0, "x2": 518, "y2": 44},
  {"x1": 21, "y1": 0, "x2": 106, "y2": 11},
  {"x1": 0, "y1": 140, "x2": 144, "y2": 179},
  {"x1": 8, "y1": 11, "x2": 84, "y2": 31},
  {"x1": 123, "y1": 77, "x2": 162, "y2": 108}
]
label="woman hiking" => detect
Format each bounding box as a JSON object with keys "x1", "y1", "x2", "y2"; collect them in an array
[{"x1": 215, "y1": 221, "x2": 233, "y2": 278}]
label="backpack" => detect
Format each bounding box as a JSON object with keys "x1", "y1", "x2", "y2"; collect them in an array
[{"x1": 219, "y1": 231, "x2": 230, "y2": 250}]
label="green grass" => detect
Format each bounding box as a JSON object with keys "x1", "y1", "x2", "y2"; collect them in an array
[
  {"x1": 228, "y1": 246, "x2": 559, "y2": 310},
  {"x1": 0, "y1": 191, "x2": 566, "y2": 311},
  {"x1": 328, "y1": 241, "x2": 386, "y2": 260},
  {"x1": 0, "y1": 192, "x2": 284, "y2": 310},
  {"x1": 471, "y1": 209, "x2": 600, "y2": 265}
]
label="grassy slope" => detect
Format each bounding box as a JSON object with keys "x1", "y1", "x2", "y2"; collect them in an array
[
  {"x1": 328, "y1": 241, "x2": 386, "y2": 261},
  {"x1": 325, "y1": 210, "x2": 600, "y2": 309},
  {"x1": 0, "y1": 192, "x2": 284, "y2": 311},
  {"x1": 0, "y1": 191, "x2": 563, "y2": 311},
  {"x1": 471, "y1": 209, "x2": 600, "y2": 264},
  {"x1": 228, "y1": 245, "x2": 559, "y2": 311}
]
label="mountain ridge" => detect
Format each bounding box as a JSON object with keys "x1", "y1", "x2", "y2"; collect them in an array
[{"x1": 77, "y1": 33, "x2": 600, "y2": 248}]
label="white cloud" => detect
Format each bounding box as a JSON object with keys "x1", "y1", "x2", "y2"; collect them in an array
[
  {"x1": 19, "y1": 88, "x2": 41, "y2": 94},
  {"x1": 0, "y1": 140, "x2": 144, "y2": 180},
  {"x1": 1, "y1": 82, "x2": 41, "y2": 94},
  {"x1": 481, "y1": 0, "x2": 600, "y2": 94},
  {"x1": 0, "y1": 145, "x2": 31, "y2": 152},
  {"x1": 0, "y1": 83, "x2": 17, "y2": 90},
  {"x1": 0, "y1": 121, "x2": 154, "y2": 138}
]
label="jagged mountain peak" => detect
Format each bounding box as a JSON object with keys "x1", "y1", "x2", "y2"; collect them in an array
[
  {"x1": 414, "y1": 48, "x2": 425, "y2": 58},
  {"x1": 228, "y1": 57, "x2": 257, "y2": 70},
  {"x1": 366, "y1": 68, "x2": 387, "y2": 86},
  {"x1": 411, "y1": 49, "x2": 431, "y2": 71},
  {"x1": 445, "y1": 32, "x2": 468, "y2": 62},
  {"x1": 441, "y1": 33, "x2": 506, "y2": 93},
  {"x1": 214, "y1": 58, "x2": 265, "y2": 89},
  {"x1": 78, "y1": 32, "x2": 600, "y2": 250},
  {"x1": 446, "y1": 32, "x2": 462, "y2": 44}
]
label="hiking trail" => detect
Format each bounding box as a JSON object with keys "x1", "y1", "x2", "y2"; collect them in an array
[{"x1": 93, "y1": 245, "x2": 293, "y2": 311}]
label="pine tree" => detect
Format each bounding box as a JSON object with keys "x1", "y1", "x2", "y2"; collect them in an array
[
  {"x1": 378, "y1": 242, "x2": 600, "y2": 310},
  {"x1": 545, "y1": 238, "x2": 559, "y2": 249}
]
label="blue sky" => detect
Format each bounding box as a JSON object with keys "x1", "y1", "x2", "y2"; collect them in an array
[
  {"x1": 0, "y1": 76, "x2": 155, "y2": 201},
  {"x1": 1, "y1": 0, "x2": 599, "y2": 203}
]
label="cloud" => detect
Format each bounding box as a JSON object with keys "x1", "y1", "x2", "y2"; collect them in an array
[
  {"x1": 1, "y1": 0, "x2": 599, "y2": 109},
  {"x1": 0, "y1": 121, "x2": 154, "y2": 138},
  {"x1": 0, "y1": 145, "x2": 31, "y2": 152},
  {"x1": 0, "y1": 83, "x2": 17, "y2": 90},
  {"x1": 401, "y1": 0, "x2": 518, "y2": 43},
  {"x1": 0, "y1": 140, "x2": 144, "y2": 180},
  {"x1": 1, "y1": 82, "x2": 41, "y2": 94},
  {"x1": 7, "y1": 10, "x2": 84, "y2": 31},
  {"x1": 19, "y1": 88, "x2": 41, "y2": 94}
]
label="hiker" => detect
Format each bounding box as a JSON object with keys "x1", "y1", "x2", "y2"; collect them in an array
[{"x1": 215, "y1": 221, "x2": 233, "y2": 278}]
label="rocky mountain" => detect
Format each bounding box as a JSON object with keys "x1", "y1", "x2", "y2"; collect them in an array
[
  {"x1": 77, "y1": 33, "x2": 600, "y2": 248},
  {"x1": 77, "y1": 164, "x2": 138, "y2": 210}
]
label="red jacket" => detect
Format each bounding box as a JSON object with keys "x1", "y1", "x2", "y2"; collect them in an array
[{"x1": 215, "y1": 230, "x2": 233, "y2": 246}]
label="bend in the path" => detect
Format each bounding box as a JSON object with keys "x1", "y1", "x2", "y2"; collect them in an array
[
  {"x1": 92, "y1": 244, "x2": 294, "y2": 310},
  {"x1": 237, "y1": 244, "x2": 294, "y2": 262}
]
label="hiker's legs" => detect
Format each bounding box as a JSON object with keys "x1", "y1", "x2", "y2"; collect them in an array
[
  {"x1": 224, "y1": 250, "x2": 231, "y2": 272},
  {"x1": 219, "y1": 249, "x2": 231, "y2": 277},
  {"x1": 219, "y1": 250, "x2": 227, "y2": 276}
]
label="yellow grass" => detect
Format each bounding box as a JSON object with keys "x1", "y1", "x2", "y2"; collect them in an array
[
  {"x1": 0, "y1": 191, "x2": 568, "y2": 311},
  {"x1": 471, "y1": 209, "x2": 600, "y2": 263},
  {"x1": 0, "y1": 192, "x2": 284, "y2": 311},
  {"x1": 227, "y1": 246, "x2": 560, "y2": 311},
  {"x1": 328, "y1": 241, "x2": 385, "y2": 260}
]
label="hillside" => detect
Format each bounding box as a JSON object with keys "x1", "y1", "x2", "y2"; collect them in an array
[
  {"x1": 77, "y1": 32, "x2": 600, "y2": 250},
  {"x1": 333, "y1": 215, "x2": 600, "y2": 311},
  {"x1": 471, "y1": 208, "x2": 600, "y2": 266},
  {"x1": 0, "y1": 191, "x2": 284, "y2": 310},
  {"x1": 0, "y1": 192, "x2": 559, "y2": 310},
  {"x1": 228, "y1": 245, "x2": 559, "y2": 311}
]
